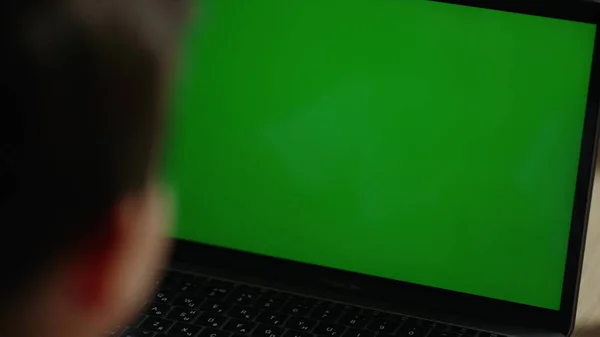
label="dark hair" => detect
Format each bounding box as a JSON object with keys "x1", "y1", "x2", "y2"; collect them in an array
[{"x1": 1, "y1": 0, "x2": 182, "y2": 306}]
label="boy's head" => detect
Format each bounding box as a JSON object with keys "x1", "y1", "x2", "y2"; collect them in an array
[{"x1": 1, "y1": 1, "x2": 188, "y2": 336}]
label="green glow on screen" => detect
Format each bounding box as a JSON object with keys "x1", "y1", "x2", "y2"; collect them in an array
[{"x1": 165, "y1": 0, "x2": 597, "y2": 310}]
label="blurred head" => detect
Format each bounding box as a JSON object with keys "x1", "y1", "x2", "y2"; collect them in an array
[{"x1": 1, "y1": 1, "x2": 189, "y2": 336}]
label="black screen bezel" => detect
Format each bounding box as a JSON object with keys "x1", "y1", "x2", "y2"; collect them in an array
[{"x1": 171, "y1": 1, "x2": 600, "y2": 335}]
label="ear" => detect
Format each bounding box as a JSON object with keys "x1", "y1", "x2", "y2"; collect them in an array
[{"x1": 70, "y1": 184, "x2": 173, "y2": 330}]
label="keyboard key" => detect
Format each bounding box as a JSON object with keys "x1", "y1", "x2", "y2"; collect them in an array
[
  {"x1": 338, "y1": 314, "x2": 368, "y2": 328},
  {"x1": 366, "y1": 319, "x2": 398, "y2": 334},
  {"x1": 341, "y1": 329, "x2": 375, "y2": 337},
  {"x1": 121, "y1": 328, "x2": 155, "y2": 337},
  {"x1": 200, "y1": 281, "x2": 235, "y2": 299},
  {"x1": 400, "y1": 318, "x2": 420, "y2": 331},
  {"x1": 167, "y1": 307, "x2": 201, "y2": 323},
  {"x1": 170, "y1": 273, "x2": 202, "y2": 295},
  {"x1": 140, "y1": 317, "x2": 174, "y2": 333},
  {"x1": 224, "y1": 319, "x2": 257, "y2": 334},
  {"x1": 388, "y1": 315, "x2": 413, "y2": 323},
  {"x1": 196, "y1": 313, "x2": 228, "y2": 329},
  {"x1": 201, "y1": 300, "x2": 233, "y2": 315},
  {"x1": 282, "y1": 331, "x2": 314, "y2": 337},
  {"x1": 155, "y1": 290, "x2": 177, "y2": 304},
  {"x1": 417, "y1": 320, "x2": 447, "y2": 330},
  {"x1": 173, "y1": 296, "x2": 203, "y2": 309},
  {"x1": 391, "y1": 315, "x2": 419, "y2": 329},
  {"x1": 205, "y1": 287, "x2": 234, "y2": 299},
  {"x1": 448, "y1": 326, "x2": 477, "y2": 336},
  {"x1": 252, "y1": 325, "x2": 285, "y2": 337},
  {"x1": 178, "y1": 282, "x2": 200, "y2": 295},
  {"x1": 170, "y1": 323, "x2": 202, "y2": 337},
  {"x1": 175, "y1": 274, "x2": 207, "y2": 294},
  {"x1": 199, "y1": 328, "x2": 232, "y2": 337},
  {"x1": 396, "y1": 326, "x2": 427, "y2": 337},
  {"x1": 255, "y1": 297, "x2": 286, "y2": 311},
  {"x1": 281, "y1": 301, "x2": 313, "y2": 316},
  {"x1": 229, "y1": 306, "x2": 259, "y2": 321},
  {"x1": 309, "y1": 305, "x2": 342, "y2": 322},
  {"x1": 228, "y1": 288, "x2": 260, "y2": 305},
  {"x1": 361, "y1": 310, "x2": 388, "y2": 319},
  {"x1": 313, "y1": 323, "x2": 346, "y2": 337},
  {"x1": 147, "y1": 303, "x2": 171, "y2": 317},
  {"x1": 256, "y1": 313, "x2": 289, "y2": 326},
  {"x1": 285, "y1": 317, "x2": 318, "y2": 332}
]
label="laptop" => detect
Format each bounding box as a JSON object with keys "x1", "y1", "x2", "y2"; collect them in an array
[{"x1": 119, "y1": 1, "x2": 600, "y2": 337}]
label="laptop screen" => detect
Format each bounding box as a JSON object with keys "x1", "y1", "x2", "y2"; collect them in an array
[{"x1": 165, "y1": 0, "x2": 597, "y2": 311}]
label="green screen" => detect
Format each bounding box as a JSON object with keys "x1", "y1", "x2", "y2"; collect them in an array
[{"x1": 165, "y1": 0, "x2": 597, "y2": 310}]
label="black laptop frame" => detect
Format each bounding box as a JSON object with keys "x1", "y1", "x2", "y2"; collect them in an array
[{"x1": 171, "y1": 1, "x2": 600, "y2": 336}]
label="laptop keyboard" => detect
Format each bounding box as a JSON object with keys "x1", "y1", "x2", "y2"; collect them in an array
[{"x1": 108, "y1": 271, "x2": 506, "y2": 337}]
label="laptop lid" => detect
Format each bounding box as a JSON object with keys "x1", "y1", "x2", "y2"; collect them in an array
[{"x1": 164, "y1": 0, "x2": 600, "y2": 335}]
